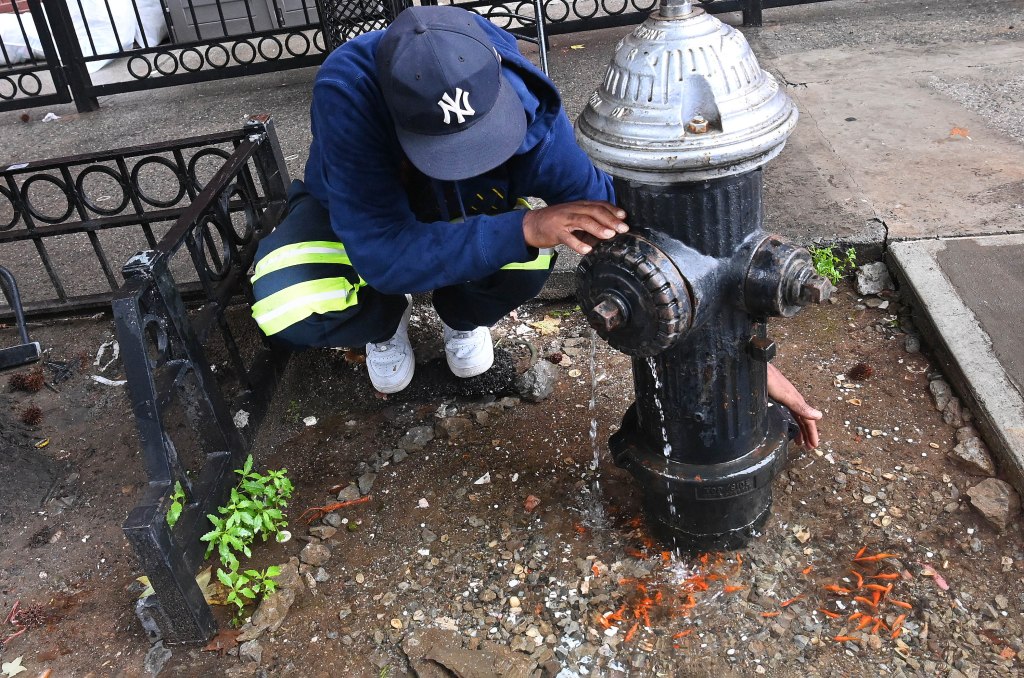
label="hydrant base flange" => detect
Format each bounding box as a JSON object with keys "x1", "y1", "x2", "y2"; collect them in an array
[{"x1": 609, "y1": 402, "x2": 790, "y2": 550}]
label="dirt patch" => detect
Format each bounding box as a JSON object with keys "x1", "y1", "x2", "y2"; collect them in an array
[{"x1": 0, "y1": 286, "x2": 1021, "y2": 677}]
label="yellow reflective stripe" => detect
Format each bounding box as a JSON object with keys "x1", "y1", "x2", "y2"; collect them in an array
[
  {"x1": 502, "y1": 249, "x2": 554, "y2": 271},
  {"x1": 252, "y1": 277, "x2": 364, "y2": 336},
  {"x1": 252, "y1": 241, "x2": 352, "y2": 282}
]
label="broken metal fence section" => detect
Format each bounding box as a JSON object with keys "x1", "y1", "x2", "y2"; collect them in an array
[
  {"x1": 109, "y1": 115, "x2": 291, "y2": 643},
  {"x1": 1, "y1": 114, "x2": 274, "y2": 318}
]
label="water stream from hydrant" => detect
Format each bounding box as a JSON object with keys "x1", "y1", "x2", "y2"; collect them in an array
[
  {"x1": 583, "y1": 329, "x2": 608, "y2": 529},
  {"x1": 646, "y1": 357, "x2": 683, "y2": 558}
]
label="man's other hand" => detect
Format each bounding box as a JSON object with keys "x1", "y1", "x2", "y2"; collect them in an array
[
  {"x1": 767, "y1": 363, "x2": 822, "y2": 450},
  {"x1": 522, "y1": 201, "x2": 628, "y2": 255}
]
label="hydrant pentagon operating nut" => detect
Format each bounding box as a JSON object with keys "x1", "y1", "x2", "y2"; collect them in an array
[{"x1": 575, "y1": 0, "x2": 833, "y2": 549}]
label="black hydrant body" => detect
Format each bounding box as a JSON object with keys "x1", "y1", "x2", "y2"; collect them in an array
[{"x1": 575, "y1": 0, "x2": 832, "y2": 549}]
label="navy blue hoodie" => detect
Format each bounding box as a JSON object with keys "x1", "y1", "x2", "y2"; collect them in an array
[{"x1": 304, "y1": 16, "x2": 615, "y2": 295}]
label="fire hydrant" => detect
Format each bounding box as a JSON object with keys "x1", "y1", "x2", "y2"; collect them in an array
[{"x1": 575, "y1": 0, "x2": 832, "y2": 548}]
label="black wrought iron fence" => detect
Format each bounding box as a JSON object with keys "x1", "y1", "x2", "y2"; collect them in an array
[{"x1": 0, "y1": 0, "x2": 397, "y2": 114}]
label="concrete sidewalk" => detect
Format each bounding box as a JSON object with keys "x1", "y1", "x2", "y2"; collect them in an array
[{"x1": 1, "y1": 0, "x2": 1023, "y2": 488}]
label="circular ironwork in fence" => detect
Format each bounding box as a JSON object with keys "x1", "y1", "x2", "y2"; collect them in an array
[
  {"x1": 0, "y1": 184, "x2": 21, "y2": 231},
  {"x1": 18, "y1": 73, "x2": 43, "y2": 97},
  {"x1": 154, "y1": 51, "x2": 180, "y2": 77},
  {"x1": 142, "y1": 314, "x2": 171, "y2": 368},
  {"x1": 20, "y1": 174, "x2": 75, "y2": 224},
  {"x1": 0, "y1": 72, "x2": 45, "y2": 101},
  {"x1": 543, "y1": 0, "x2": 571, "y2": 22},
  {"x1": 206, "y1": 44, "x2": 231, "y2": 69},
  {"x1": 180, "y1": 47, "x2": 206, "y2": 73},
  {"x1": 0, "y1": 76, "x2": 16, "y2": 101},
  {"x1": 75, "y1": 165, "x2": 131, "y2": 217},
  {"x1": 187, "y1": 148, "x2": 232, "y2": 192},
  {"x1": 602, "y1": 0, "x2": 631, "y2": 15},
  {"x1": 313, "y1": 29, "x2": 326, "y2": 53},
  {"x1": 195, "y1": 212, "x2": 235, "y2": 281},
  {"x1": 571, "y1": 0, "x2": 602, "y2": 21},
  {"x1": 231, "y1": 40, "x2": 258, "y2": 66},
  {"x1": 218, "y1": 183, "x2": 258, "y2": 246},
  {"x1": 285, "y1": 31, "x2": 312, "y2": 58},
  {"x1": 127, "y1": 55, "x2": 154, "y2": 80},
  {"x1": 257, "y1": 36, "x2": 284, "y2": 62},
  {"x1": 130, "y1": 156, "x2": 187, "y2": 208}
]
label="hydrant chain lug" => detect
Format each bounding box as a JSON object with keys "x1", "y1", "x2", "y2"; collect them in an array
[{"x1": 575, "y1": 0, "x2": 825, "y2": 550}]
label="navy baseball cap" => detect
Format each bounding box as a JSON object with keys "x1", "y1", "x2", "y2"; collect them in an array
[{"x1": 375, "y1": 6, "x2": 527, "y2": 181}]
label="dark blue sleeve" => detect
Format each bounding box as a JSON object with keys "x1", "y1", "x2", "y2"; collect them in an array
[
  {"x1": 307, "y1": 72, "x2": 534, "y2": 296},
  {"x1": 512, "y1": 110, "x2": 616, "y2": 205}
]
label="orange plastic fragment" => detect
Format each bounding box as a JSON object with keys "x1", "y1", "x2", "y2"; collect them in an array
[
  {"x1": 854, "y1": 546, "x2": 868, "y2": 559},
  {"x1": 834, "y1": 635, "x2": 859, "y2": 643},
  {"x1": 891, "y1": 627, "x2": 903, "y2": 639},
  {"x1": 854, "y1": 616, "x2": 874, "y2": 631},
  {"x1": 864, "y1": 584, "x2": 891, "y2": 593},
  {"x1": 662, "y1": 551, "x2": 671, "y2": 563},
  {"x1": 736, "y1": 553, "x2": 743, "y2": 565},
  {"x1": 891, "y1": 613, "x2": 906, "y2": 635},
  {"x1": 854, "y1": 596, "x2": 877, "y2": 608},
  {"x1": 871, "y1": 619, "x2": 883, "y2": 634},
  {"x1": 871, "y1": 573, "x2": 899, "y2": 580},
  {"x1": 851, "y1": 571, "x2": 864, "y2": 589},
  {"x1": 848, "y1": 612, "x2": 863, "y2": 621}
]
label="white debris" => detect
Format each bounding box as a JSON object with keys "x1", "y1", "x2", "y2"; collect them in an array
[
  {"x1": 474, "y1": 472, "x2": 491, "y2": 485},
  {"x1": 42, "y1": 112, "x2": 61, "y2": 122},
  {"x1": 91, "y1": 375, "x2": 126, "y2": 386},
  {"x1": 418, "y1": 498, "x2": 430, "y2": 509},
  {"x1": 233, "y1": 410, "x2": 250, "y2": 429},
  {"x1": 303, "y1": 416, "x2": 318, "y2": 427}
]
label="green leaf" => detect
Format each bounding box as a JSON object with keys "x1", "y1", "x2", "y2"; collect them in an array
[
  {"x1": 240, "y1": 587, "x2": 256, "y2": 599},
  {"x1": 265, "y1": 565, "x2": 282, "y2": 578},
  {"x1": 217, "y1": 568, "x2": 235, "y2": 587}
]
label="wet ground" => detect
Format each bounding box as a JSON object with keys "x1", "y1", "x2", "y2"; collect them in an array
[{"x1": 0, "y1": 284, "x2": 1021, "y2": 677}]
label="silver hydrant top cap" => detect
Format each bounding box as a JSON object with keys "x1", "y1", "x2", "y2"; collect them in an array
[{"x1": 575, "y1": 0, "x2": 798, "y2": 183}]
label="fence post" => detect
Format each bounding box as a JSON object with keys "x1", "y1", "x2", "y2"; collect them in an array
[
  {"x1": 41, "y1": 0, "x2": 100, "y2": 112},
  {"x1": 742, "y1": 0, "x2": 764, "y2": 26}
]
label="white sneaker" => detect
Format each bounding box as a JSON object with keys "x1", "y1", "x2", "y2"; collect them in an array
[
  {"x1": 365, "y1": 297, "x2": 414, "y2": 394},
  {"x1": 441, "y1": 320, "x2": 494, "y2": 378}
]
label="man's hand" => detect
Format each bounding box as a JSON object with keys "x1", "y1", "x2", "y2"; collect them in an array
[
  {"x1": 522, "y1": 201, "x2": 628, "y2": 255},
  {"x1": 767, "y1": 363, "x2": 822, "y2": 450}
]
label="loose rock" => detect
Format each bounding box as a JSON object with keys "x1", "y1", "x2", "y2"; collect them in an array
[
  {"x1": 400, "y1": 426, "x2": 435, "y2": 451},
  {"x1": 515, "y1": 360, "x2": 559, "y2": 403},
  {"x1": 239, "y1": 639, "x2": 263, "y2": 664},
  {"x1": 300, "y1": 542, "x2": 331, "y2": 567},
  {"x1": 966, "y1": 478, "x2": 1021, "y2": 531},
  {"x1": 436, "y1": 416, "x2": 474, "y2": 441},
  {"x1": 143, "y1": 640, "x2": 172, "y2": 676},
  {"x1": 929, "y1": 379, "x2": 952, "y2": 412},
  {"x1": 337, "y1": 483, "x2": 361, "y2": 502},
  {"x1": 357, "y1": 472, "x2": 377, "y2": 495},
  {"x1": 949, "y1": 437, "x2": 996, "y2": 477},
  {"x1": 856, "y1": 261, "x2": 894, "y2": 296}
]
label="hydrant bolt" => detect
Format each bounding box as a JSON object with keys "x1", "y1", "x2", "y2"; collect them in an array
[
  {"x1": 687, "y1": 115, "x2": 708, "y2": 134},
  {"x1": 798, "y1": 275, "x2": 833, "y2": 305},
  {"x1": 592, "y1": 297, "x2": 626, "y2": 332}
]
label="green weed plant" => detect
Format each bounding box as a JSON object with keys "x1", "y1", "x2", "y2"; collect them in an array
[{"x1": 808, "y1": 245, "x2": 857, "y2": 284}]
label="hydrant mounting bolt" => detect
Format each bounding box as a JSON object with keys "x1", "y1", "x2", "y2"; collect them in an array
[{"x1": 687, "y1": 116, "x2": 708, "y2": 134}]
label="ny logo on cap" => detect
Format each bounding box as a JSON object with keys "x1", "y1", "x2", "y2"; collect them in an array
[{"x1": 438, "y1": 88, "x2": 475, "y2": 125}]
